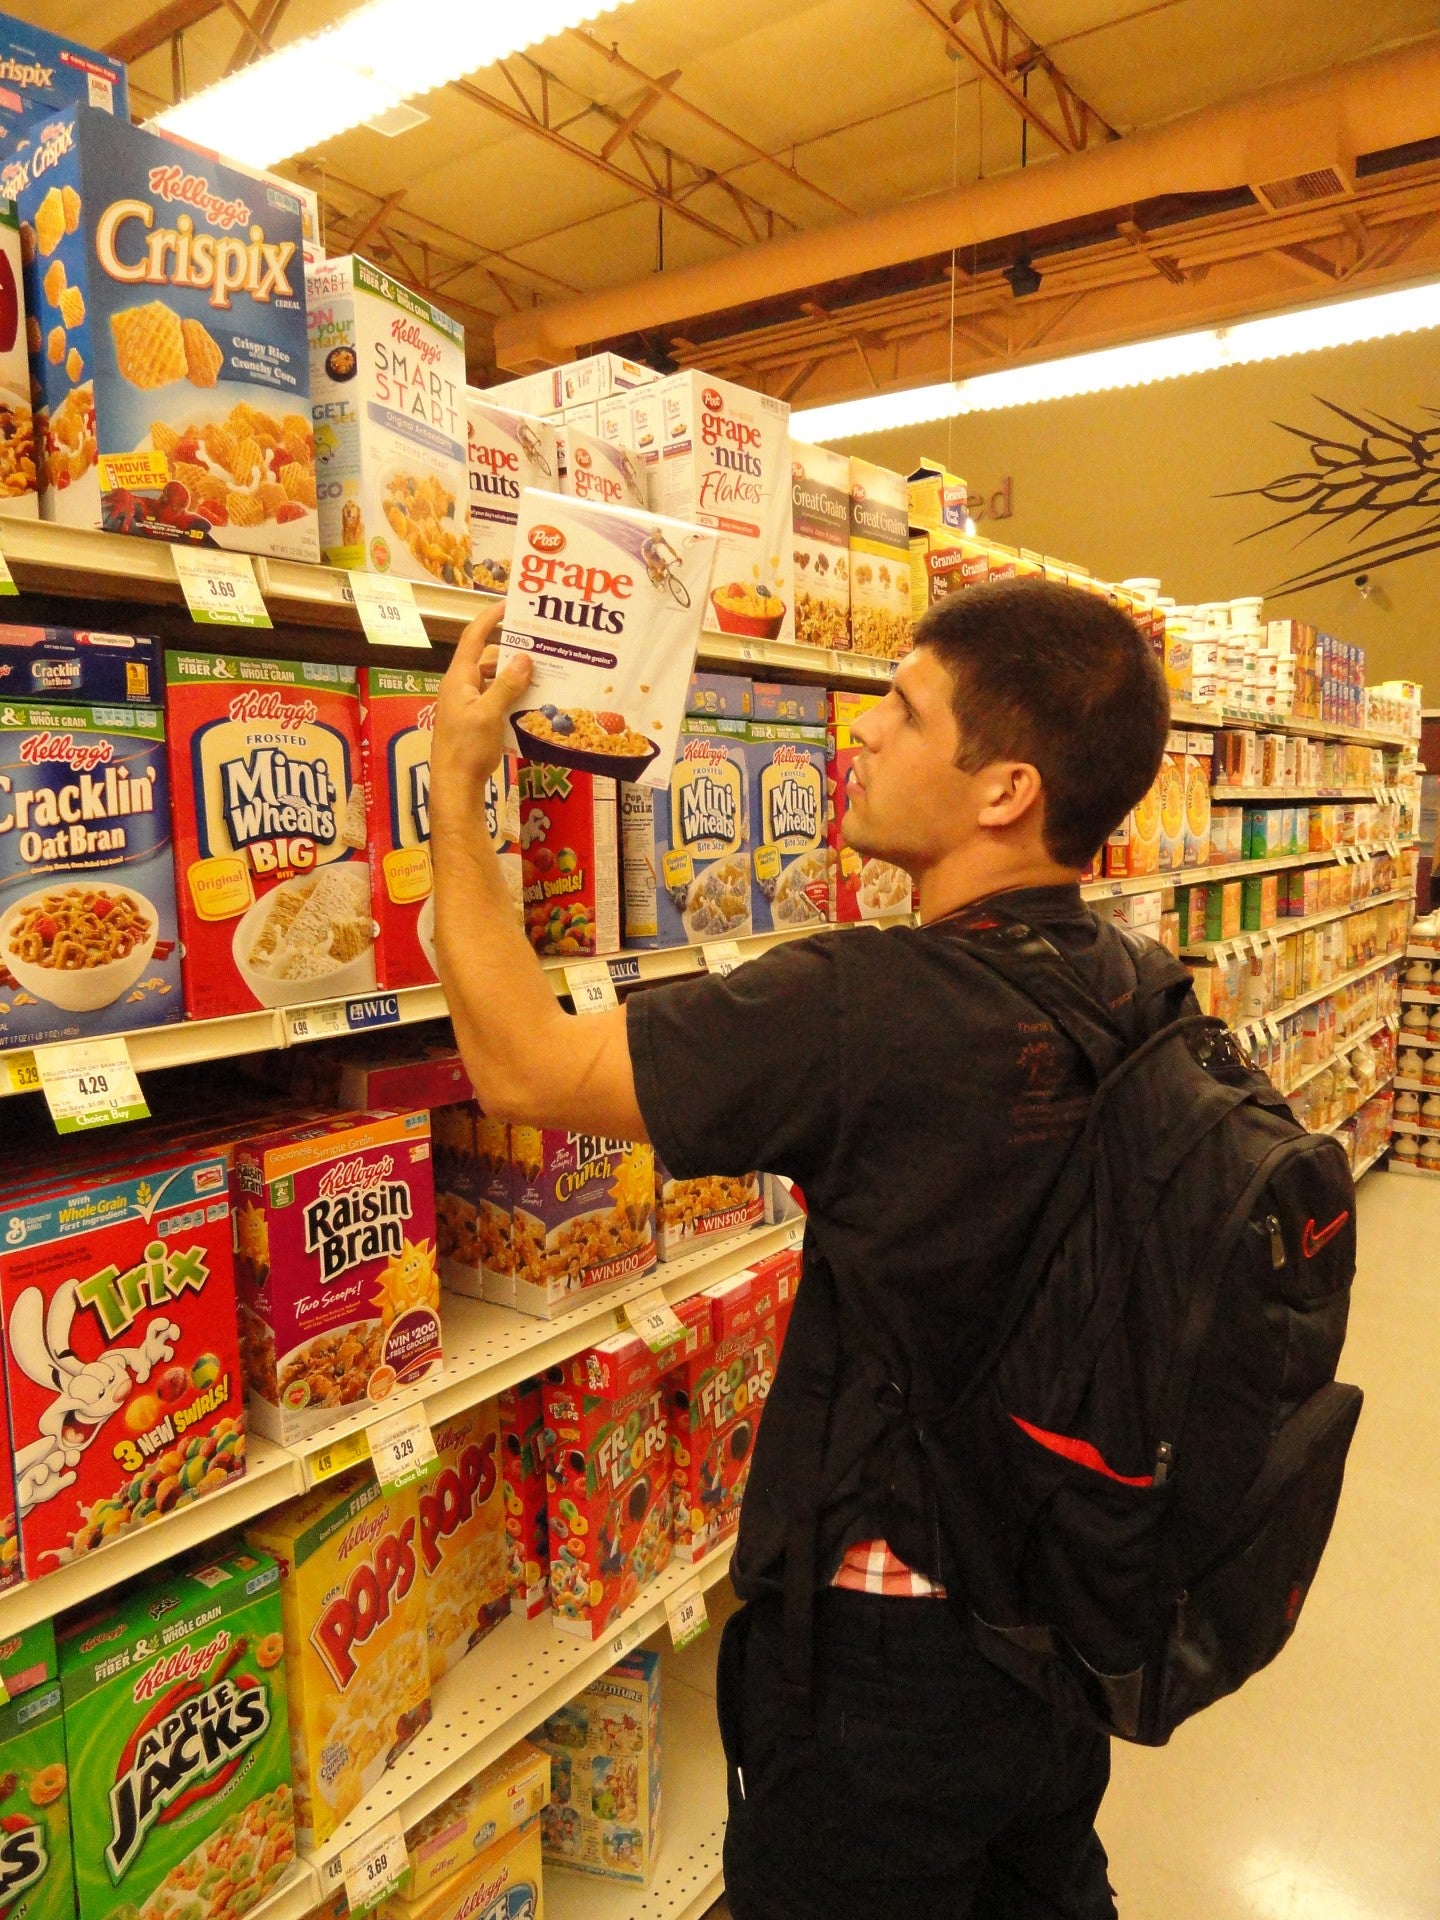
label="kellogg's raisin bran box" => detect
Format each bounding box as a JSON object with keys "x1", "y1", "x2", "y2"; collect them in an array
[
  {"x1": 500, "y1": 1380, "x2": 550, "y2": 1620},
  {"x1": 654, "y1": 1157, "x2": 762, "y2": 1264},
  {"x1": 519, "y1": 760, "x2": 618, "y2": 958},
  {"x1": 510, "y1": 1127, "x2": 655, "y2": 1319},
  {"x1": 419, "y1": 1403, "x2": 507, "y2": 1685},
  {"x1": 166, "y1": 652, "x2": 374, "y2": 1020},
  {"x1": 0, "y1": 1621, "x2": 73, "y2": 1920},
  {"x1": 59, "y1": 1545, "x2": 294, "y2": 1920},
  {"x1": 0, "y1": 1146, "x2": 244, "y2": 1581},
  {"x1": 5, "y1": 103, "x2": 316, "y2": 555}
]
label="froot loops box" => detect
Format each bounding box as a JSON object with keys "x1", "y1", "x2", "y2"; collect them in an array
[
  {"x1": 499, "y1": 1380, "x2": 549, "y2": 1620},
  {"x1": 510, "y1": 1128, "x2": 655, "y2": 1319},
  {"x1": 232, "y1": 1108, "x2": 441, "y2": 1446},
  {"x1": 419, "y1": 1403, "x2": 507, "y2": 1685},
  {"x1": 668, "y1": 1274, "x2": 777, "y2": 1564},
  {"x1": 165, "y1": 652, "x2": 373, "y2": 1022},
  {"x1": 0, "y1": 1146, "x2": 244, "y2": 1581},
  {"x1": 0, "y1": 1621, "x2": 74, "y2": 1920},
  {"x1": 535, "y1": 1649, "x2": 661, "y2": 1885},
  {"x1": 5, "y1": 103, "x2": 316, "y2": 557},
  {"x1": 58, "y1": 1545, "x2": 294, "y2": 1920}
]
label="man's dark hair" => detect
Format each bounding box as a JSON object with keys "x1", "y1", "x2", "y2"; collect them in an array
[{"x1": 914, "y1": 577, "x2": 1170, "y2": 867}]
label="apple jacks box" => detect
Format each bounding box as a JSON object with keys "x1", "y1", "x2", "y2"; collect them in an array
[{"x1": 498, "y1": 490, "x2": 716, "y2": 791}]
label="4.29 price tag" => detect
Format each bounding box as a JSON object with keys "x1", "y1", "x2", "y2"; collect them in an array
[{"x1": 35, "y1": 1038, "x2": 149, "y2": 1134}]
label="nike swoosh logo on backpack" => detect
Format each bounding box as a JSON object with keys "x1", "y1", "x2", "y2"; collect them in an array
[{"x1": 1302, "y1": 1211, "x2": 1350, "y2": 1259}]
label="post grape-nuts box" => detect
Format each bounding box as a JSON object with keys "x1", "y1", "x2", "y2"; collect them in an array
[{"x1": 464, "y1": 392, "x2": 558, "y2": 594}]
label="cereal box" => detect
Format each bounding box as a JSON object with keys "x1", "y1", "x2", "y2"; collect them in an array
[
  {"x1": 535, "y1": 1649, "x2": 661, "y2": 1883},
  {"x1": 0, "y1": 1621, "x2": 74, "y2": 1920},
  {"x1": 848, "y1": 456, "x2": 913, "y2": 660},
  {"x1": 686, "y1": 671, "x2": 750, "y2": 719},
  {"x1": 0, "y1": 624, "x2": 156, "y2": 701},
  {"x1": 1185, "y1": 732, "x2": 1214, "y2": 868},
  {"x1": 0, "y1": 201, "x2": 35, "y2": 517},
  {"x1": 1157, "y1": 731, "x2": 1187, "y2": 872},
  {"x1": 59, "y1": 1545, "x2": 294, "y2": 1920},
  {"x1": 475, "y1": 1115, "x2": 514, "y2": 1307},
  {"x1": 247, "y1": 1469, "x2": 430, "y2": 1849},
  {"x1": 654, "y1": 1157, "x2": 762, "y2": 1264},
  {"x1": 419, "y1": 1403, "x2": 507, "y2": 1685},
  {"x1": 232, "y1": 1109, "x2": 440, "y2": 1445},
  {"x1": 790, "y1": 440, "x2": 849, "y2": 650},
  {"x1": 499, "y1": 1380, "x2": 549, "y2": 1619},
  {"x1": 401, "y1": 1741, "x2": 549, "y2": 1903},
  {"x1": 751, "y1": 681, "x2": 826, "y2": 726},
  {"x1": 826, "y1": 691, "x2": 914, "y2": 921},
  {"x1": 541, "y1": 1345, "x2": 672, "y2": 1637},
  {"x1": 308, "y1": 253, "x2": 470, "y2": 587},
  {"x1": 166, "y1": 652, "x2": 373, "y2": 1021},
  {"x1": 668, "y1": 1276, "x2": 777, "y2": 1563},
  {"x1": 519, "y1": 760, "x2": 619, "y2": 958},
  {"x1": 620, "y1": 718, "x2": 751, "y2": 948},
  {"x1": 0, "y1": 1146, "x2": 244, "y2": 1580},
  {"x1": 497, "y1": 489, "x2": 716, "y2": 789},
  {"x1": 0, "y1": 18, "x2": 127, "y2": 128},
  {"x1": 511, "y1": 1128, "x2": 656, "y2": 1319},
  {"x1": 433, "y1": 1101, "x2": 481, "y2": 1294},
  {"x1": 5, "y1": 105, "x2": 314, "y2": 553},
  {"x1": 0, "y1": 1353, "x2": 19, "y2": 1590},
  {"x1": 746, "y1": 720, "x2": 829, "y2": 935},
  {"x1": 383, "y1": 1820, "x2": 543, "y2": 1920},
  {"x1": 0, "y1": 695, "x2": 183, "y2": 1048},
  {"x1": 464, "y1": 394, "x2": 558, "y2": 594},
  {"x1": 560, "y1": 425, "x2": 646, "y2": 513}
]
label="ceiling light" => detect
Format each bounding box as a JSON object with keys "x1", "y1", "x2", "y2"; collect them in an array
[
  {"x1": 150, "y1": 0, "x2": 628, "y2": 169},
  {"x1": 790, "y1": 275, "x2": 1440, "y2": 442},
  {"x1": 1003, "y1": 254, "x2": 1043, "y2": 298}
]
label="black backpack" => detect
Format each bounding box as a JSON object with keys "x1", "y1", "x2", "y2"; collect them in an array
[{"x1": 905, "y1": 915, "x2": 1362, "y2": 1746}]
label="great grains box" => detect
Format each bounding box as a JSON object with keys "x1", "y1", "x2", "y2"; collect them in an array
[
  {"x1": 848, "y1": 456, "x2": 913, "y2": 659},
  {"x1": 5, "y1": 103, "x2": 316, "y2": 555},
  {"x1": 0, "y1": 1621, "x2": 73, "y2": 1920},
  {"x1": 308, "y1": 253, "x2": 472, "y2": 588},
  {"x1": 790, "y1": 440, "x2": 849, "y2": 650}
]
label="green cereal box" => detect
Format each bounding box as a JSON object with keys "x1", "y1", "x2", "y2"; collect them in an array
[
  {"x1": 59, "y1": 1544, "x2": 295, "y2": 1920},
  {"x1": 0, "y1": 1622, "x2": 74, "y2": 1920}
]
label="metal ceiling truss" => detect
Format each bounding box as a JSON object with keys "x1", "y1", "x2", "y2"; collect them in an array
[{"x1": 910, "y1": 0, "x2": 1119, "y2": 154}]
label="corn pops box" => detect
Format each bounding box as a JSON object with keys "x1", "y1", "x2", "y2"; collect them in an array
[
  {"x1": 247, "y1": 1469, "x2": 431, "y2": 1849},
  {"x1": 0, "y1": 1621, "x2": 74, "y2": 1920},
  {"x1": 4, "y1": 103, "x2": 316, "y2": 554},
  {"x1": 166, "y1": 652, "x2": 374, "y2": 1021},
  {"x1": 58, "y1": 1546, "x2": 295, "y2": 1920},
  {"x1": 232, "y1": 1109, "x2": 441, "y2": 1445},
  {"x1": 620, "y1": 718, "x2": 751, "y2": 947},
  {"x1": 500, "y1": 1381, "x2": 549, "y2": 1620},
  {"x1": 308, "y1": 254, "x2": 471, "y2": 588},
  {"x1": 0, "y1": 1146, "x2": 245, "y2": 1581},
  {"x1": 510, "y1": 1128, "x2": 656, "y2": 1319},
  {"x1": 419, "y1": 1404, "x2": 507, "y2": 1685},
  {"x1": 536, "y1": 1649, "x2": 661, "y2": 1884},
  {"x1": 0, "y1": 201, "x2": 36, "y2": 517},
  {"x1": 497, "y1": 489, "x2": 716, "y2": 789},
  {"x1": 465, "y1": 393, "x2": 558, "y2": 594},
  {"x1": 401, "y1": 1741, "x2": 549, "y2": 1903}
]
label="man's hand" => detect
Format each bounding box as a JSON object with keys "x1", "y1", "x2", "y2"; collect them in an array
[{"x1": 431, "y1": 603, "x2": 532, "y2": 839}]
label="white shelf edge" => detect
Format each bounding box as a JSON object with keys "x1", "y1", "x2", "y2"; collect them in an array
[{"x1": 1180, "y1": 889, "x2": 1411, "y2": 958}]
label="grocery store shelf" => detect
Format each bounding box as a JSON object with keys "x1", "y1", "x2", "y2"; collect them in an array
[
  {"x1": 1282, "y1": 1015, "x2": 1392, "y2": 1099},
  {"x1": 237, "y1": 1862, "x2": 315, "y2": 1920},
  {"x1": 1170, "y1": 699, "x2": 1414, "y2": 751},
  {"x1": 1400, "y1": 988, "x2": 1440, "y2": 1006},
  {"x1": 1394, "y1": 1079, "x2": 1440, "y2": 1094},
  {"x1": 1387, "y1": 1157, "x2": 1440, "y2": 1178},
  {"x1": 1393, "y1": 1116, "x2": 1440, "y2": 1136},
  {"x1": 1353, "y1": 1142, "x2": 1392, "y2": 1181},
  {"x1": 696, "y1": 632, "x2": 894, "y2": 685},
  {"x1": 1180, "y1": 890, "x2": 1412, "y2": 958},
  {"x1": 1319, "y1": 1076, "x2": 1395, "y2": 1137},
  {"x1": 1398, "y1": 1027, "x2": 1440, "y2": 1048},
  {"x1": 1212, "y1": 787, "x2": 1396, "y2": 803},
  {"x1": 1280, "y1": 952, "x2": 1403, "y2": 1020}
]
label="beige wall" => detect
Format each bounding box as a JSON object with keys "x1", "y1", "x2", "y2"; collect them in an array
[{"x1": 837, "y1": 329, "x2": 1440, "y2": 694}]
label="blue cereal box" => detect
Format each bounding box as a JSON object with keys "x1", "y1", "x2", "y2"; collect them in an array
[
  {"x1": 0, "y1": 13, "x2": 127, "y2": 138},
  {"x1": 751, "y1": 681, "x2": 826, "y2": 726},
  {"x1": 685, "y1": 671, "x2": 751, "y2": 718},
  {"x1": 745, "y1": 721, "x2": 830, "y2": 933},
  {"x1": 0, "y1": 625, "x2": 157, "y2": 703},
  {"x1": 0, "y1": 696, "x2": 182, "y2": 1048},
  {"x1": 620, "y1": 718, "x2": 751, "y2": 947},
  {"x1": 4, "y1": 103, "x2": 316, "y2": 558}
]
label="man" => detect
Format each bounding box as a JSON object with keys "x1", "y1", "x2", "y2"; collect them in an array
[{"x1": 432, "y1": 578, "x2": 1170, "y2": 1919}]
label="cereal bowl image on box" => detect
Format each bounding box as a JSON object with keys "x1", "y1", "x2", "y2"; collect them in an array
[{"x1": 0, "y1": 882, "x2": 157, "y2": 1010}]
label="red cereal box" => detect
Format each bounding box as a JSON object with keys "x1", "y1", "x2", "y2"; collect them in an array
[
  {"x1": 668, "y1": 1275, "x2": 777, "y2": 1564},
  {"x1": 510, "y1": 1128, "x2": 655, "y2": 1318},
  {"x1": 232, "y1": 1110, "x2": 441, "y2": 1444},
  {"x1": 0, "y1": 1359, "x2": 19, "y2": 1591},
  {"x1": 519, "y1": 762, "x2": 619, "y2": 957},
  {"x1": 166, "y1": 653, "x2": 374, "y2": 1021},
  {"x1": 0, "y1": 1147, "x2": 245, "y2": 1580},
  {"x1": 499, "y1": 1379, "x2": 550, "y2": 1619},
  {"x1": 826, "y1": 690, "x2": 915, "y2": 922},
  {"x1": 419, "y1": 1402, "x2": 507, "y2": 1683}
]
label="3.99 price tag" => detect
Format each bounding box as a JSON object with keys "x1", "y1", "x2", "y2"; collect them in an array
[
  {"x1": 35, "y1": 1038, "x2": 149, "y2": 1134},
  {"x1": 171, "y1": 548, "x2": 272, "y2": 628},
  {"x1": 565, "y1": 960, "x2": 619, "y2": 1014},
  {"x1": 367, "y1": 1405, "x2": 437, "y2": 1489},
  {"x1": 349, "y1": 572, "x2": 430, "y2": 649},
  {"x1": 341, "y1": 1812, "x2": 409, "y2": 1915}
]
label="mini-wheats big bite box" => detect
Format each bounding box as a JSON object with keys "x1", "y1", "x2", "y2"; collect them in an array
[
  {"x1": 58, "y1": 1545, "x2": 295, "y2": 1920},
  {"x1": 0, "y1": 1621, "x2": 74, "y2": 1920}
]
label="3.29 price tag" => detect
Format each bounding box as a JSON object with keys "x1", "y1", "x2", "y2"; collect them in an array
[
  {"x1": 367, "y1": 1404, "x2": 437, "y2": 1489},
  {"x1": 349, "y1": 572, "x2": 430, "y2": 649},
  {"x1": 35, "y1": 1038, "x2": 149, "y2": 1134},
  {"x1": 341, "y1": 1812, "x2": 410, "y2": 1915},
  {"x1": 171, "y1": 548, "x2": 272, "y2": 628},
  {"x1": 624, "y1": 1289, "x2": 686, "y2": 1356},
  {"x1": 565, "y1": 960, "x2": 619, "y2": 1014}
]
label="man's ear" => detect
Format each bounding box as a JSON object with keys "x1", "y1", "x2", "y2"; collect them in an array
[{"x1": 976, "y1": 762, "x2": 1045, "y2": 831}]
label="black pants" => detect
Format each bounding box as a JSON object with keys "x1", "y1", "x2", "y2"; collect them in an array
[{"x1": 717, "y1": 1589, "x2": 1117, "y2": 1919}]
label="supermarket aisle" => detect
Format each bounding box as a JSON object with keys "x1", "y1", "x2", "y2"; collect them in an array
[{"x1": 705, "y1": 1169, "x2": 1439, "y2": 1920}]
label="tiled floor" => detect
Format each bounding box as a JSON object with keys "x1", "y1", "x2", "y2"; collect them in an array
[{"x1": 706, "y1": 1169, "x2": 1440, "y2": 1919}]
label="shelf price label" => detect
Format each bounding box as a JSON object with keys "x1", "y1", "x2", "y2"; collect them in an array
[
  {"x1": 665, "y1": 1576, "x2": 709, "y2": 1650},
  {"x1": 566, "y1": 960, "x2": 619, "y2": 1014},
  {"x1": 341, "y1": 1813, "x2": 410, "y2": 1916},
  {"x1": 310, "y1": 1426, "x2": 372, "y2": 1486},
  {"x1": 702, "y1": 940, "x2": 744, "y2": 977},
  {"x1": 348, "y1": 572, "x2": 431, "y2": 649},
  {"x1": 3, "y1": 1052, "x2": 38, "y2": 1095},
  {"x1": 284, "y1": 1002, "x2": 348, "y2": 1044},
  {"x1": 367, "y1": 1404, "x2": 437, "y2": 1489},
  {"x1": 171, "y1": 548, "x2": 272, "y2": 628},
  {"x1": 0, "y1": 547, "x2": 17, "y2": 597},
  {"x1": 35, "y1": 1038, "x2": 148, "y2": 1134},
  {"x1": 625, "y1": 1289, "x2": 687, "y2": 1356}
]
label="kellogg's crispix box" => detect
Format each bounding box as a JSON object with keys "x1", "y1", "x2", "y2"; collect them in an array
[{"x1": 3, "y1": 103, "x2": 316, "y2": 557}]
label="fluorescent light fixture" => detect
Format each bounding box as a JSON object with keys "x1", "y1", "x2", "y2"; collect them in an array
[
  {"x1": 150, "y1": 0, "x2": 627, "y2": 169},
  {"x1": 791, "y1": 276, "x2": 1440, "y2": 442}
]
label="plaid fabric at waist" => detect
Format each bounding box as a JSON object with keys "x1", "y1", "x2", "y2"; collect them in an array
[{"x1": 831, "y1": 1538, "x2": 947, "y2": 1598}]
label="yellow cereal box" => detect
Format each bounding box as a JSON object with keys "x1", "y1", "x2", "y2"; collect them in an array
[
  {"x1": 401, "y1": 1741, "x2": 549, "y2": 1902},
  {"x1": 1157, "y1": 731, "x2": 1187, "y2": 872},
  {"x1": 247, "y1": 1469, "x2": 431, "y2": 1849},
  {"x1": 420, "y1": 1404, "x2": 508, "y2": 1684}
]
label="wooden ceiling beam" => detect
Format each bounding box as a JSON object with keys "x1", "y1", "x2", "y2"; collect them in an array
[
  {"x1": 223, "y1": 0, "x2": 288, "y2": 76},
  {"x1": 106, "y1": 0, "x2": 222, "y2": 63}
]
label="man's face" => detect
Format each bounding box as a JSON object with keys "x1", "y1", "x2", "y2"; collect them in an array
[{"x1": 842, "y1": 647, "x2": 987, "y2": 872}]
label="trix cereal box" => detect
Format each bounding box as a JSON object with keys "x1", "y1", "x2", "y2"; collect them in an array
[
  {"x1": 790, "y1": 440, "x2": 849, "y2": 650},
  {"x1": 465, "y1": 393, "x2": 558, "y2": 594},
  {"x1": 826, "y1": 690, "x2": 914, "y2": 922},
  {"x1": 308, "y1": 254, "x2": 471, "y2": 588},
  {"x1": 166, "y1": 653, "x2": 373, "y2": 1021},
  {"x1": 6, "y1": 104, "x2": 316, "y2": 554},
  {"x1": 58, "y1": 1546, "x2": 294, "y2": 1920},
  {"x1": 232, "y1": 1109, "x2": 441, "y2": 1445},
  {"x1": 0, "y1": 696, "x2": 183, "y2": 1049},
  {"x1": 654, "y1": 1157, "x2": 762, "y2": 1264},
  {"x1": 500, "y1": 1380, "x2": 549, "y2": 1620},
  {"x1": 383, "y1": 1819, "x2": 544, "y2": 1920},
  {"x1": 620, "y1": 718, "x2": 751, "y2": 948},
  {"x1": 511, "y1": 1127, "x2": 656, "y2": 1319},
  {"x1": 419, "y1": 1403, "x2": 507, "y2": 1685},
  {"x1": 668, "y1": 1275, "x2": 777, "y2": 1563},
  {"x1": 0, "y1": 1621, "x2": 74, "y2": 1920},
  {"x1": 535, "y1": 1649, "x2": 661, "y2": 1884},
  {"x1": 746, "y1": 720, "x2": 829, "y2": 934},
  {"x1": 248, "y1": 1470, "x2": 430, "y2": 1849},
  {"x1": 401, "y1": 1741, "x2": 549, "y2": 1903},
  {"x1": 0, "y1": 1147, "x2": 244, "y2": 1580},
  {"x1": 497, "y1": 490, "x2": 715, "y2": 789},
  {"x1": 519, "y1": 761, "x2": 618, "y2": 958},
  {"x1": 0, "y1": 625, "x2": 156, "y2": 702}
]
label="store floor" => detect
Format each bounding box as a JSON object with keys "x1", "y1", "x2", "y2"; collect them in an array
[{"x1": 705, "y1": 1169, "x2": 1439, "y2": 1920}]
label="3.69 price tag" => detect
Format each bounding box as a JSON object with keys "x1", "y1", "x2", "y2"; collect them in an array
[
  {"x1": 341, "y1": 1812, "x2": 409, "y2": 1915},
  {"x1": 171, "y1": 548, "x2": 272, "y2": 628}
]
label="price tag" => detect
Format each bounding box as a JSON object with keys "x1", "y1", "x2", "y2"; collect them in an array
[
  {"x1": 171, "y1": 547, "x2": 272, "y2": 628},
  {"x1": 566, "y1": 960, "x2": 619, "y2": 1014},
  {"x1": 702, "y1": 940, "x2": 744, "y2": 977},
  {"x1": 1267, "y1": 928, "x2": 1282, "y2": 950},
  {"x1": 1386, "y1": 1013, "x2": 1400, "y2": 1034},
  {"x1": 3, "y1": 1052, "x2": 38, "y2": 1094},
  {"x1": 310, "y1": 1426, "x2": 372, "y2": 1485},
  {"x1": 348, "y1": 572, "x2": 431, "y2": 649},
  {"x1": 284, "y1": 1002, "x2": 348, "y2": 1044},
  {"x1": 625, "y1": 1289, "x2": 686, "y2": 1355},
  {"x1": 341, "y1": 1813, "x2": 410, "y2": 1916},
  {"x1": 35, "y1": 1038, "x2": 148, "y2": 1134},
  {"x1": 665, "y1": 1576, "x2": 709, "y2": 1650},
  {"x1": 0, "y1": 548, "x2": 17, "y2": 597},
  {"x1": 367, "y1": 1404, "x2": 437, "y2": 1489},
  {"x1": 609, "y1": 1617, "x2": 642, "y2": 1662},
  {"x1": 1264, "y1": 1015, "x2": 1282, "y2": 1041},
  {"x1": 1248, "y1": 934, "x2": 1265, "y2": 960}
]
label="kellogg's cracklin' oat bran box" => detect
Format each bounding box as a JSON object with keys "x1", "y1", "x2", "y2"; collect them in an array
[
  {"x1": 232, "y1": 1109, "x2": 441, "y2": 1445},
  {"x1": 5, "y1": 103, "x2": 315, "y2": 554},
  {"x1": 247, "y1": 1469, "x2": 430, "y2": 1849},
  {"x1": 420, "y1": 1402, "x2": 507, "y2": 1685},
  {"x1": 510, "y1": 1127, "x2": 655, "y2": 1319},
  {"x1": 166, "y1": 652, "x2": 374, "y2": 1020},
  {"x1": 0, "y1": 1621, "x2": 74, "y2": 1920},
  {"x1": 59, "y1": 1545, "x2": 294, "y2": 1920}
]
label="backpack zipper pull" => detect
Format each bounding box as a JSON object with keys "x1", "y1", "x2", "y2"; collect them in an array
[
  {"x1": 1267, "y1": 1215, "x2": 1286, "y2": 1270},
  {"x1": 1153, "y1": 1440, "x2": 1174, "y2": 1486}
]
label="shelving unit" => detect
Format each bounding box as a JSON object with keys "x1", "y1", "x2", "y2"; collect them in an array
[
  {"x1": 1179, "y1": 888, "x2": 1412, "y2": 959},
  {"x1": 1282, "y1": 1013, "x2": 1394, "y2": 1099}
]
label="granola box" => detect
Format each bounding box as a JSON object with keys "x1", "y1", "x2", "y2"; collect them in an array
[
  {"x1": 497, "y1": 489, "x2": 715, "y2": 789},
  {"x1": 464, "y1": 394, "x2": 558, "y2": 595},
  {"x1": 308, "y1": 254, "x2": 470, "y2": 587},
  {"x1": 58, "y1": 1545, "x2": 294, "y2": 1920},
  {"x1": 0, "y1": 695, "x2": 183, "y2": 1048},
  {"x1": 166, "y1": 652, "x2": 374, "y2": 1021},
  {"x1": 620, "y1": 718, "x2": 751, "y2": 948},
  {"x1": 419, "y1": 1403, "x2": 507, "y2": 1685},
  {"x1": 499, "y1": 1380, "x2": 549, "y2": 1620},
  {"x1": 826, "y1": 690, "x2": 913, "y2": 921},
  {"x1": 668, "y1": 1277, "x2": 777, "y2": 1563},
  {"x1": 0, "y1": 625, "x2": 156, "y2": 701},
  {"x1": 790, "y1": 440, "x2": 849, "y2": 650},
  {"x1": 247, "y1": 1469, "x2": 431, "y2": 1849},
  {"x1": 746, "y1": 720, "x2": 829, "y2": 935},
  {"x1": 536, "y1": 1649, "x2": 661, "y2": 1883},
  {"x1": 0, "y1": 1621, "x2": 74, "y2": 1920},
  {"x1": 848, "y1": 457, "x2": 913, "y2": 660},
  {"x1": 400, "y1": 1741, "x2": 549, "y2": 1903},
  {"x1": 519, "y1": 760, "x2": 619, "y2": 958},
  {"x1": 0, "y1": 1146, "x2": 244, "y2": 1581},
  {"x1": 0, "y1": 202, "x2": 35, "y2": 517},
  {"x1": 5, "y1": 104, "x2": 315, "y2": 554},
  {"x1": 655, "y1": 1159, "x2": 762, "y2": 1264},
  {"x1": 510, "y1": 1128, "x2": 656, "y2": 1319}
]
